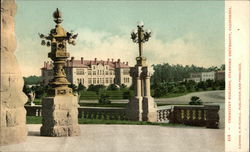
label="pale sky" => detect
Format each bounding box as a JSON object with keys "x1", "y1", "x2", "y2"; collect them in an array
[{"x1": 15, "y1": 0, "x2": 225, "y2": 76}]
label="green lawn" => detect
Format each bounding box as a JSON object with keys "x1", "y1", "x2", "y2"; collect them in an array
[
  {"x1": 27, "y1": 116, "x2": 42, "y2": 124},
  {"x1": 79, "y1": 103, "x2": 127, "y2": 107},
  {"x1": 159, "y1": 92, "x2": 188, "y2": 98},
  {"x1": 26, "y1": 116, "x2": 185, "y2": 127}
]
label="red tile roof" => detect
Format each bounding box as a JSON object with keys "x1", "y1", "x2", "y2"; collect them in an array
[{"x1": 42, "y1": 58, "x2": 130, "y2": 70}]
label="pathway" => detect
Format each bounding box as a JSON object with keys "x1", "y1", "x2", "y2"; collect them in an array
[{"x1": 0, "y1": 124, "x2": 224, "y2": 152}]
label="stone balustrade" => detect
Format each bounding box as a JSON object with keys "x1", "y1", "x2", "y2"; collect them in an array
[
  {"x1": 24, "y1": 104, "x2": 220, "y2": 128},
  {"x1": 25, "y1": 105, "x2": 42, "y2": 117},
  {"x1": 78, "y1": 107, "x2": 127, "y2": 120},
  {"x1": 157, "y1": 105, "x2": 220, "y2": 128},
  {"x1": 157, "y1": 105, "x2": 173, "y2": 123}
]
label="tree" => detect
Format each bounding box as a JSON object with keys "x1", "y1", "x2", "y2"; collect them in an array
[
  {"x1": 23, "y1": 84, "x2": 31, "y2": 96},
  {"x1": 23, "y1": 75, "x2": 42, "y2": 85},
  {"x1": 197, "y1": 81, "x2": 207, "y2": 91},
  {"x1": 177, "y1": 85, "x2": 186, "y2": 93},
  {"x1": 98, "y1": 94, "x2": 111, "y2": 104},
  {"x1": 107, "y1": 84, "x2": 119, "y2": 91},
  {"x1": 77, "y1": 83, "x2": 86, "y2": 92},
  {"x1": 189, "y1": 96, "x2": 203, "y2": 105},
  {"x1": 120, "y1": 84, "x2": 127, "y2": 90},
  {"x1": 87, "y1": 84, "x2": 106, "y2": 92},
  {"x1": 151, "y1": 63, "x2": 225, "y2": 84},
  {"x1": 69, "y1": 84, "x2": 78, "y2": 93},
  {"x1": 153, "y1": 82, "x2": 168, "y2": 98}
]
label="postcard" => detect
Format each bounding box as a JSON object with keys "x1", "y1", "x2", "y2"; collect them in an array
[{"x1": 0, "y1": 0, "x2": 249, "y2": 152}]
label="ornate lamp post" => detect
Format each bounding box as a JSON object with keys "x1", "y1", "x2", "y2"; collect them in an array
[
  {"x1": 39, "y1": 8, "x2": 80, "y2": 137},
  {"x1": 131, "y1": 21, "x2": 152, "y2": 66},
  {"x1": 39, "y1": 8, "x2": 78, "y2": 96},
  {"x1": 127, "y1": 21, "x2": 157, "y2": 122}
]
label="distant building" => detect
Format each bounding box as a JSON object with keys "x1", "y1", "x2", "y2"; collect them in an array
[
  {"x1": 201, "y1": 71, "x2": 215, "y2": 81},
  {"x1": 184, "y1": 71, "x2": 225, "y2": 83},
  {"x1": 215, "y1": 70, "x2": 225, "y2": 81},
  {"x1": 41, "y1": 57, "x2": 132, "y2": 88}
]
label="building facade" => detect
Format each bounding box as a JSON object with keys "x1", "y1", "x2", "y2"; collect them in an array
[
  {"x1": 41, "y1": 57, "x2": 132, "y2": 88},
  {"x1": 184, "y1": 71, "x2": 225, "y2": 83}
]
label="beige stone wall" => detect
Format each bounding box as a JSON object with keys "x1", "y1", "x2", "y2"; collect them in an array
[{"x1": 1, "y1": 0, "x2": 28, "y2": 145}]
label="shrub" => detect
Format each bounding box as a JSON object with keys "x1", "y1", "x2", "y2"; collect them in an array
[
  {"x1": 98, "y1": 94, "x2": 111, "y2": 104},
  {"x1": 69, "y1": 84, "x2": 78, "y2": 93},
  {"x1": 77, "y1": 83, "x2": 86, "y2": 92},
  {"x1": 107, "y1": 84, "x2": 119, "y2": 91},
  {"x1": 87, "y1": 84, "x2": 106, "y2": 92},
  {"x1": 120, "y1": 84, "x2": 127, "y2": 90},
  {"x1": 177, "y1": 85, "x2": 186, "y2": 93},
  {"x1": 189, "y1": 96, "x2": 203, "y2": 105}
]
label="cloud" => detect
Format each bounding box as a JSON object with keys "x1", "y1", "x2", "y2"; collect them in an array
[{"x1": 16, "y1": 28, "x2": 224, "y2": 77}]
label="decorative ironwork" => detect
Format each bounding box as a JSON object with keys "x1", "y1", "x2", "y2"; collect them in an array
[{"x1": 130, "y1": 21, "x2": 152, "y2": 66}]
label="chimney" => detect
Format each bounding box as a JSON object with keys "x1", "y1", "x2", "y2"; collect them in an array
[
  {"x1": 111, "y1": 58, "x2": 114, "y2": 62},
  {"x1": 81, "y1": 57, "x2": 84, "y2": 64},
  {"x1": 123, "y1": 62, "x2": 125, "y2": 64},
  {"x1": 94, "y1": 58, "x2": 97, "y2": 63},
  {"x1": 126, "y1": 62, "x2": 128, "y2": 65},
  {"x1": 107, "y1": 58, "x2": 110, "y2": 63},
  {"x1": 71, "y1": 57, "x2": 74, "y2": 66},
  {"x1": 44, "y1": 61, "x2": 46, "y2": 68},
  {"x1": 118, "y1": 59, "x2": 120, "y2": 63}
]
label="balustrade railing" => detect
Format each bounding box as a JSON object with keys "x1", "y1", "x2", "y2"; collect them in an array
[
  {"x1": 25, "y1": 105, "x2": 42, "y2": 116},
  {"x1": 157, "y1": 105, "x2": 173, "y2": 123},
  {"x1": 78, "y1": 107, "x2": 127, "y2": 120},
  {"x1": 157, "y1": 105, "x2": 220, "y2": 128},
  {"x1": 25, "y1": 104, "x2": 220, "y2": 128}
]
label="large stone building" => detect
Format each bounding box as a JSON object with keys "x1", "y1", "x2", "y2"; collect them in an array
[
  {"x1": 184, "y1": 71, "x2": 225, "y2": 82},
  {"x1": 41, "y1": 57, "x2": 132, "y2": 88}
]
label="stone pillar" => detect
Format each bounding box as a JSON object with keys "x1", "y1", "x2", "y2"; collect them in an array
[
  {"x1": 39, "y1": 9, "x2": 80, "y2": 137},
  {"x1": 145, "y1": 76, "x2": 151, "y2": 97},
  {"x1": 127, "y1": 65, "x2": 157, "y2": 122},
  {"x1": 0, "y1": 0, "x2": 28, "y2": 145},
  {"x1": 40, "y1": 95, "x2": 80, "y2": 136},
  {"x1": 136, "y1": 76, "x2": 142, "y2": 97},
  {"x1": 142, "y1": 68, "x2": 157, "y2": 122},
  {"x1": 126, "y1": 66, "x2": 143, "y2": 121}
]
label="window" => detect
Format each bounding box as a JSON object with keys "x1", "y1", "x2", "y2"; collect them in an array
[
  {"x1": 110, "y1": 78, "x2": 113, "y2": 83},
  {"x1": 106, "y1": 78, "x2": 109, "y2": 83},
  {"x1": 76, "y1": 69, "x2": 84, "y2": 75},
  {"x1": 97, "y1": 78, "x2": 99, "y2": 84},
  {"x1": 105, "y1": 71, "x2": 108, "y2": 75},
  {"x1": 88, "y1": 78, "x2": 92, "y2": 84},
  {"x1": 93, "y1": 71, "x2": 96, "y2": 75},
  {"x1": 88, "y1": 70, "x2": 91, "y2": 75},
  {"x1": 123, "y1": 69, "x2": 129, "y2": 75},
  {"x1": 93, "y1": 78, "x2": 96, "y2": 84}
]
